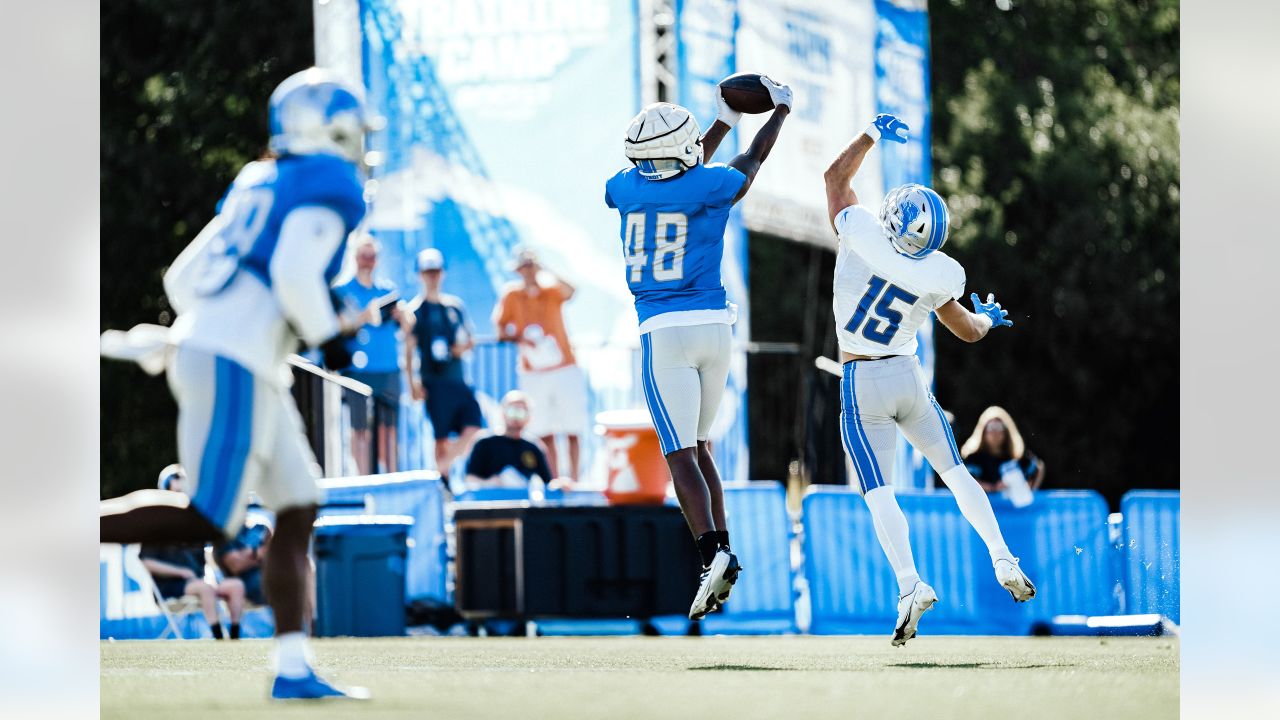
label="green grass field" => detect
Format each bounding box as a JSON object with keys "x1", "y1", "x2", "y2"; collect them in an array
[{"x1": 101, "y1": 635, "x2": 1178, "y2": 720}]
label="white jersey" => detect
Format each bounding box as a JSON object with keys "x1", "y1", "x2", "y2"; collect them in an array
[
  {"x1": 832, "y1": 205, "x2": 965, "y2": 357},
  {"x1": 165, "y1": 206, "x2": 349, "y2": 387}
]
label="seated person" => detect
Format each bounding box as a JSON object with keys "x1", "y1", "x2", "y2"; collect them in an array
[
  {"x1": 215, "y1": 517, "x2": 273, "y2": 606},
  {"x1": 958, "y1": 406, "x2": 1045, "y2": 494},
  {"x1": 464, "y1": 391, "x2": 553, "y2": 490},
  {"x1": 139, "y1": 464, "x2": 246, "y2": 640}
]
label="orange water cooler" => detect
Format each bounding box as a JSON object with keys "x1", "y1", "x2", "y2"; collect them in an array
[{"x1": 595, "y1": 409, "x2": 670, "y2": 505}]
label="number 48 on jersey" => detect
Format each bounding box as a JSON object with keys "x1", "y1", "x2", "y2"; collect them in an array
[{"x1": 624, "y1": 211, "x2": 688, "y2": 284}]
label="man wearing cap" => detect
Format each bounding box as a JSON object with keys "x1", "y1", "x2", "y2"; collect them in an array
[
  {"x1": 494, "y1": 247, "x2": 586, "y2": 480},
  {"x1": 403, "y1": 248, "x2": 482, "y2": 482}
]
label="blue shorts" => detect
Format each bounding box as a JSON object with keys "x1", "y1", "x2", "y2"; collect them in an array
[{"x1": 424, "y1": 379, "x2": 482, "y2": 438}]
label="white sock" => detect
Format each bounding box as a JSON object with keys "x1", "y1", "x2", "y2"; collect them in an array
[
  {"x1": 274, "y1": 632, "x2": 314, "y2": 679},
  {"x1": 939, "y1": 465, "x2": 1013, "y2": 563},
  {"x1": 863, "y1": 487, "x2": 920, "y2": 596}
]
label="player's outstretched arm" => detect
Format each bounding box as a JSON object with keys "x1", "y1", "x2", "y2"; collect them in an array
[
  {"x1": 935, "y1": 292, "x2": 1013, "y2": 343},
  {"x1": 726, "y1": 77, "x2": 792, "y2": 202},
  {"x1": 824, "y1": 113, "x2": 909, "y2": 232},
  {"x1": 270, "y1": 206, "x2": 367, "y2": 369}
]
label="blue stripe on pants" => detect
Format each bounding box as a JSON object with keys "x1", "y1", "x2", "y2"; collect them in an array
[
  {"x1": 641, "y1": 334, "x2": 680, "y2": 454},
  {"x1": 841, "y1": 363, "x2": 883, "y2": 493},
  {"x1": 848, "y1": 362, "x2": 885, "y2": 491},
  {"x1": 193, "y1": 356, "x2": 254, "y2": 530},
  {"x1": 930, "y1": 396, "x2": 962, "y2": 467},
  {"x1": 839, "y1": 365, "x2": 867, "y2": 493}
]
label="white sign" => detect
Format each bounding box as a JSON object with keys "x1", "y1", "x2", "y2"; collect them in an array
[{"x1": 735, "y1": 0, "x2": 884, "y2": 245}]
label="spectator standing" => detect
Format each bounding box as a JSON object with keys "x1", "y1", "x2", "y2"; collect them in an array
[
  {"x1": 332, "y1": 235, "x2": 403, "y2": 475},
  {"x1": 403, "y1": 248, "x2": 482, "y2": 482},
  {"x1": 464, "y1": 391, "x2": 554, "y2": 489},
  {"x1": 494, "y1": 247, "x2": 587, "y2": 480},
  {"x1": 215, "y1": 518, "x2": 273, "y2": 606},
  {"x1": 140, "y1": 465, "x2": 246, "y2": 639},
  {"x1": 959, "y1": 406, "x2": 1046, "y2": 495}
]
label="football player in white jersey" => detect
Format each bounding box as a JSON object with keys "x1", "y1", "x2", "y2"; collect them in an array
[
  {"x1": 100, "y1": 69, "x2": 377, "y2": 698},
  {"x1": 823, "y1": 113, "x2": 1036, "y2": 646}
]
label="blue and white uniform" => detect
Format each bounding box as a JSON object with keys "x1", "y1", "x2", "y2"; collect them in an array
[
  {"x1": 163, "y1": 153, "x2": 366, "y2": 532},
  {"x1": 831, "y1": 204, "x2": 967, "y2": 493},
  {"x1": 605, "y1": 162, "x2": 745, "y2": 455}
]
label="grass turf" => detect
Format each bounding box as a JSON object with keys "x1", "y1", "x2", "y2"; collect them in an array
[{"x1": 101, "y1": 635, "x2": 1178, "y2": 720}]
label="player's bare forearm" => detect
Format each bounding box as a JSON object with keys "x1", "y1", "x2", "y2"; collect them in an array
[
  {"x1": 741, "y1": 105, "x2": 790, "y2": 166},
  {"x1": 728, "y1": 106, "x2": 789, "y2": 201},
  {"x1": 934, "y1": 299, "x2": 990, "y2": 343},
  {"x1": 824, "y1": 134, "x2": 875, "y2": 227},
  {"x1": 701, "y1": 120, "x2": 733, "y2": 162}
]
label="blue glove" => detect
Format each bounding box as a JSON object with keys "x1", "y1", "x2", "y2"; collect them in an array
[
  {"x1": 970, "y1": 292, "x2": 1013, "y2": 328},
  {"x1": 868, "y1": 113, "x2": 909, "y2": 144}
]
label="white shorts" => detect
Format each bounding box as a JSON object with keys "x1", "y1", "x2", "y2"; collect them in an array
[
  {"x1": 639, "y1": 323, "x2": 731, "y2": 456},
  {"x1": 839, "y1": 355, "x2": 963, "y2": 494},
  {"x1": 168, "y1": 346, "x2": 322, "y2": 535},
  {"x1": 519, "y1": 364, "x2": 588, "y2": 437}
]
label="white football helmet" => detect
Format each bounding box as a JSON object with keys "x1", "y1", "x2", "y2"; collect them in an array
[
  {"x1": 879, "y1": 184, "x2": 951, "y2": 259},
  {"x1": 624, "y1": 102, "x2": 703, "y2": 180},
  {"x1": 267, "y1": 67, "x2": 381, "y2": 165}
]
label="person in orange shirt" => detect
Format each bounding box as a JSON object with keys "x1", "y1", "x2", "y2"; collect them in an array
[{"x1": 494, "y1": 247, "x2": 587, "y2": 480}]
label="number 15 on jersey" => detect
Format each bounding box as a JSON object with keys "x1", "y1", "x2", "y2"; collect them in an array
[
  {"x1": 624, "y1": 211, "x2": 687, "y2": 284},
  {"x1": 845, "y1": 275, "x2": 920, "y2": 346}
]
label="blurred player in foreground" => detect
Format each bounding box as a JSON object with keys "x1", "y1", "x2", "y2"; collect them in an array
[
  {"x1": 823, "y1": 113, "x2": 1037, "y2": 646},
  {"x1": 99, "y1": 68, "x2": 378, "y2": 699},
  {"x1": 604, "y1": 76, "x2": 791, "y2": 620}
]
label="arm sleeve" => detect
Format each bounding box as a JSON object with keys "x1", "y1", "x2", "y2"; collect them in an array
[
  {"x1": 534, "y1": 445, "x2": 553, "y2": 482},
  {"x1": 707, "y1": 166, "x2": 748, "y2": 208},
  {"x1": 493, "y1": 290, "x2": 513, "y2": 330},
  {"x1": 833, "y1": 204, "x2": 879, "y2": 248},
  {"x1": 269, "y1": 206, "x2": 346, "y2": 347},
  {"x1": 604, "y1": 185, "x2": 616, "y2": 209},
  {"x1": 944, "y1": 266, "x2": 967, "y2": 307},
  {"x1": 464, "y1": 439, "x2": 494, "y2": 478}
]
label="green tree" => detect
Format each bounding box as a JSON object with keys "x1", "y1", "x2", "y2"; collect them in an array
[
  {"x1": 101, "y1": 1, "x2": 312, "y2": 497},
  {"x1": 929, "y1": 0, "x2": 1179, "y2": 503}
]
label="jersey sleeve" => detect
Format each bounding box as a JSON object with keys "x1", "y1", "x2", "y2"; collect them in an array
[
  {"x1": 465, "y1": 437, "x2": 496, "y2": 479},
  {"x1": 532, "y1": 442, "x2": 553, "y2": 482},
  {"x1": 290, "y1": 159, "x2": 368, "y2": 233},
  {"x1": 833, "y1": 204, "x2": 880, "y2": 248},
  {"x1": 938, "y1": 262, "x2": 966, "y2": 308},
  {"x1": 705, "y1": 164, "x2": 748, "y2": 208},
  {"x1": 493, "y1": 288, "x2": 515, "y2": 331}
]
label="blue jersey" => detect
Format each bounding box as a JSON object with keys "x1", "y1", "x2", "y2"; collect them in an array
[
  {"x1": 604, "y1": 163, "x2": 746, "y2": 327},
  {"x1": 333, "y1": 276, "x2": 400, "y2": 373},
  {"x1": 204, "y1": 153, "x2": 367, "y2": 296}
]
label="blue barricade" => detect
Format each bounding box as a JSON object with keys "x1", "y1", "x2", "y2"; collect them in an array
[
  {"x1": 453, "y1": 487, "x2": 531, "y2": 503},
  {"x1": 1120, "y1": 490, "x2": 1180, "y2": 623},
  {"x1": 802, "y1": 488, "x2": 1115, "y2": 635},
  {"x1": 318, "y1": 471, "x2": 449, "y2": 602},
  {"x1": 702, "y1": 482, "x2": 797, "y2": 634}
]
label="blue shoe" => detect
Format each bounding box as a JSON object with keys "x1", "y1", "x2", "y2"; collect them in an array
[{"x1": 271, "y1": 670, "x2": 370, "y2": 700}]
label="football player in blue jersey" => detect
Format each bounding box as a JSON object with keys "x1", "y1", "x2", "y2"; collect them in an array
[
  {"x1": 100, "y1": 68, "x2": 378, "y2": 699},
  {"x1": 604, "y1": 77, "x2": 792, "y2": 620}
]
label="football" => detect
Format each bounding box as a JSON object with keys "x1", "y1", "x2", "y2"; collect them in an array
[{"x1": 718, "y1": 72, "x2": 776, "y2": 114}]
